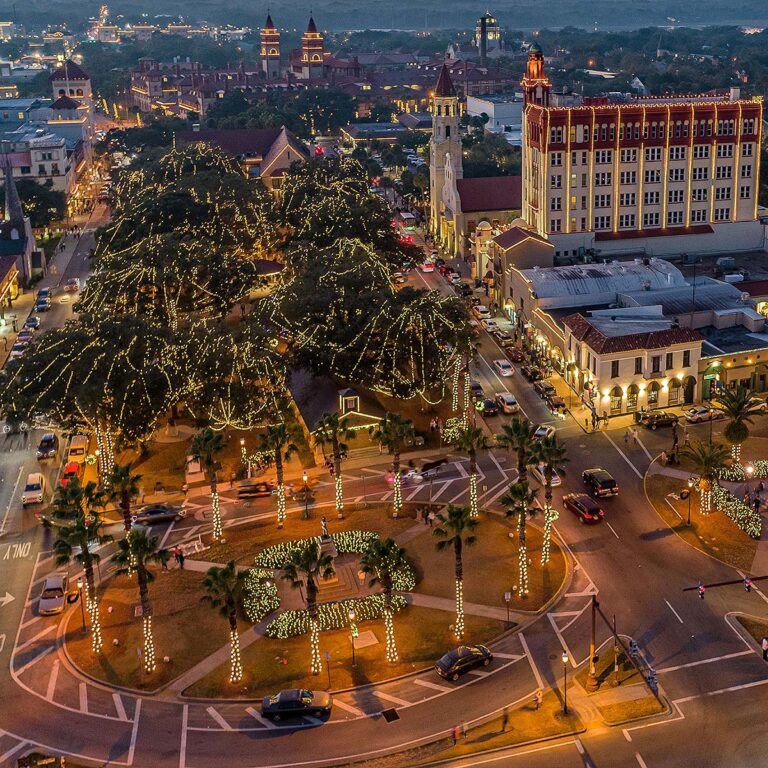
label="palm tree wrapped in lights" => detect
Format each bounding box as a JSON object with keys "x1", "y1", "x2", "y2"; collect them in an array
[
  {"x1": 433, "y1": 505, "x2": 479, "y2": 639},
  {"x1": 530, "y1": 435, "x2": 568, "y2": 565},
  {"x1": 360, "y1": 537, "x2": 409, "y2": 662},
  {"x1": 280, "y1": 540, "x2": 335, "y2": 675},
  {"x1": 497, "y1": 416, "x2": 537, "y2": 480},
  {"x1": 52, "y1": 479, "x2": 109, "y2": 653},
  {"x1": 113, "y1": 528, "x2": 168, "y2": 675},
  {"x1": 719, "y1": 386, "x2": 763, "y2": 462},
  {"x1": 369, "y1": 413, "x2": 415, "y2": 518},
  {"x1": 452, "y1": 424, "x2": 487, "y2": 519},
  {"x1": 315, "y1": 413, "x2": 355, "y2": 519},
  {"x1": 108, "y1": 463, "x2": 142, "y2": 533},
  {"x1": 679, "y1": 440, "x2": 729, "y2": 515},
  {"x1": 257, "y1": 423, "x2": 300, "y2": 528},
  {"x1": 191, "y1": 428, "x2": 225, "y2": 542},
  {"x1": 501, "y1": 481, "x2": 538, "y2": 597},
  {"x1": 201, "y1": 560, "x2": 247, "y2": 684}
]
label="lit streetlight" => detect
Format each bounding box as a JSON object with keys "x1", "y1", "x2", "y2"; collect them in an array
[
  {"x1": 302, "y1": 471, "x2": 309, "y2": 520},
  {"x1": 348, "y1": 607, "x2": 357, "y2": 668},
  {"x1": 561, "y1": 650, "x2": 569, "y2": 714},
  {"x1": 76, "y1": 577, "x2": 86, "y2": 631},
  {"x1": 746, "y1": 463, "x2": 755, "y2": 478}
]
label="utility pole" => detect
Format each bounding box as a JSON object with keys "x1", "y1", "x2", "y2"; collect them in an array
[{"x1": 586, "y1": 594, "x2": 599, "y2": 691}]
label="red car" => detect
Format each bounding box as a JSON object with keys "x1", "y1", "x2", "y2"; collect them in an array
[
  {"x1": 563, "y1": 493, "x2": 604, "y2": 524},
  {"x1": 508, "y1": 347, "x2": 525, "y2": 362},
  {"x1": 60, "y1": 461, "x2": 84, "y2": 488}
]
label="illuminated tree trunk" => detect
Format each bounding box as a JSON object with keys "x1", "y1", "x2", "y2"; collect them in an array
[
  {"x1": 732, "y1": 443, "x2": 741, "y2": 462},
  {"x1": 451, "y1": 358, "x2": 461, "y2": 412},
  {"x1": 392, "y1": 449, "x2": 402, "y2": 518},
  {"x1": 541, "y1": 472, "x2": 558, "y2": 565},
  {"x1": 228, "y1": 609, "x2": 243, "y2": 683},
  {"x1": 469, "y1": 449, "x2": 478, "y2": 518},
  {"x1": 82, "y1": 549, "x2": 103, "y2": 654},
  {"x1": 454, "y1": 538, "x2": 465, "y2": 639},
  {"x1": 119, "y1": 490, "x2": 132, "y2": 533},
  {"x1": 275, "y1": 452, "x2": 286, "y2": 528},
  {"x1": 700, "y1": 478, "x2": 712, "y2": 515},
  {"x1": 137, "y1": 566, "x2": 156, "y2": 674},
  {"x1": 383, "y1": 583, "x2": 399, "y2": 662},
  {"x1": 307, "y1": 581, "x2": 322, "y2": 675},
  {"x1": 211, "y1": 476, "x2": 222, "y2": 542},
  {"x1": 518, "y1": 510, "x2": 529, "y2": 596},
  {"x1": 333, "y1": 437, "x2": 344, "y2": 518}
]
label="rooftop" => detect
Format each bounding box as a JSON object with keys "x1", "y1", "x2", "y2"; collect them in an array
[
  {"x1": 619, "y1": 277, "x2": 750, "y2": 315},
  {"x1": 456, "y1": 175, "x2": 521, "y2": 213},
  {"x1": 493, "y1": 226, "x2": 551, "y2": 251},
  {"x1": 699, "y1": 325, "x2": 768, "y2": 357}
]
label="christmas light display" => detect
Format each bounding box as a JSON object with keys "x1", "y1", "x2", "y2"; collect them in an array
[
  {"x1": 540, "y1": 506, "x2": 559, "y2": 565},
  {"x1": 309, "y1": 616, "x2": 322, "y2": 675},
  {"x1": 710, "y1": 483, "x2": 761, "y2": 538},
  {"x1": 86, "y1": 590, "x2": 104, "y2": 655},
  {"x1": 454, "y1": 577, "x2": 465, "y2": 639},
  {"x1": 229, "y1": 628, "x2": 243, "y2": 684},
  {"x1": 211, "y1": 490, "x2": 222, "y2": 542},
  {"x1": 451, "y1": 359, "x2": 461, "y2": 412},
  {"x1": 383, "y1": 606, "x2": 399, "y2": 662},
  {"x1": 243, "y1": 568, "x2": 280, "y2": 622},
  {"x1": 143, "y1": 614, "x2": 156, "y2": 674}
]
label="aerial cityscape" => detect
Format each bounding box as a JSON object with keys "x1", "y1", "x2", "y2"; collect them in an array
[{"x1": 1, "y1": 5, "x2": 768, "y2": 768}]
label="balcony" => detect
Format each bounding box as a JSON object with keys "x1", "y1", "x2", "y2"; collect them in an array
[{"x1": 643, "y1": 370, "x2": 664, "y2": 380}]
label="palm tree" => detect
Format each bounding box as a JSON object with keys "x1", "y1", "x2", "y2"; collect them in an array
[
  {"x1": 433, "y1": 504, "x2": 479, "y2": 639},
  {"x1": 108, "y1": 463, "x2": 142, "y2": 533},
  {"x1": 530, "y1": 435, "x2": 568, "y2": 565},
  {"x1": 53, "y1": 478, "x2": 106, "y2": 522},
  {"x1": 257, "y1": 423, "x2": 300, "y2": 528},
  {"x1": 497, "y1": 417, "x2": 537, "y2": 479},
  {"x1": 315, "y1": 413, "x2": 355, "y2": 519},
  {"x1": 679, "y1": 440, "x2": 730, "y2": 515},
  {"x1": 201, "y1": 560, "x2": 247, "y2": 684},
  {"x1": 280, "y1": 540, "x2": 335, "y2": 675},
  {"x1": 452, "y1": 424, "x2": 487, "y2": 518},
  {"x1": 53, "y1": 511, "x2": 112, "y2": 654},
  {"x1": 191, "y1": 427, "x2": 225, "y2": 541},
  {"x1": 360, "y1": 538, "x2": 408, "y2": 662},
  {"x1": 369, "y1": 413, "x2": 415, "y2": 518},
  {"x1": 501, "y1": 481, "x2": 538, "y2": 597},
  {"x1": 113, "y1": 528, "x2": 168, "y2": 675},
  {"x1": 718, "y1": 386, "x2": 764, "y2": 462}
]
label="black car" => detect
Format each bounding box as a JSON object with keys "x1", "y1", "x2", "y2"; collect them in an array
[
  {"x1": 131, "y1": 503, "x2": 186, "y2": 525},
  {"x1": 435, "y1": 645, "x2": 493, "y2": 681},
  {"x1": 640, "y1": 411, "x2": 679, "y2": 430},
  {"x1": 534, "y1": 380, "x2": 557, "y2": 398},
  {"x1": 36, "y1": 433, "x2": 59, "y2": 460},
  {"x1": 261, "y1": 689, "x2": 333, "y2": 720},
  {"x1": 477, "y1": 398, "x2": 499, "y2": 416},
  {"x1": 470, "y1": 380, "x2": 484, "y2": 400},
  {"x1": 238, "y1": 480, "x2": 274, "y2": 499},
  {"x1": 454, "y1": 283, "x2": 473, "y2": 297},
  {"x1": 521, "y1": 365, "x2": 543, "y2": 382},
  {"x1": 582, "y1": 468, "x2": 619, "y2": 497}
]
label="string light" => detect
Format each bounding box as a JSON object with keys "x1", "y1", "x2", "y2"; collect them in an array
[
  {"x1": 142, "y1": 615, "x2": 156, "y2": 674},
  {"x1": 276, "y1": 483, "x2": 286, "y2": 527},
  {"x1": 243, "y1": 569, "x2": 280, "y2": 622},
  {"x1": 211, "y1": 489, "x2": 222, "y2": 542},
  {"x1": 309, "y1": 616, "x2": 322, "y2": 675},
  {"x1": 392, "y1": 469, "x2": 402, "y2": 516},
  {"x1": 540, "y1": 506, "x2": 559, "y2": 565},
  {"x1": 229, "y1": 628, "x2": 243, "y2": 683},
  {"x1": 469, "y1": 472, "x2": 478, "y2": 519},
  {"x1": 335, "y1": 475, "x2": 344, "y2": 516},
  {"x1": 383, "y1": 605, "x2": 399, "y2": 662},
  {"x1": 451, "y1": 359, "x2": 461, "y2": 412},
  {"x1": 454, "y1": 578, "x2": 465, "y2": 639},
  {"x1": 86, "y1": 590, "x2": 103, "y2": 654},
  {"x1": 519, "y1": 511, "x2": 529, "y2": 597}
]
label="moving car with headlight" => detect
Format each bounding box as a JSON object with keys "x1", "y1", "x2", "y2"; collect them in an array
[
  {"x1": 261, "y1": 689, "x2": 333, "y2": 720},
  {"x1": 684, "y1": 405, "x2": 724, "y2": 423},
  {"x1": 21, "y1": 472, "x2": 46, "y2": 507},
  {"x1": 582, "y1": 468, "x2": 619, "y2": 497},
  {"x1": 563, "y1": 493, "x2": 604, "y2": 524},
  {"x1": 493, "y1": 359, "x2": 514, "y2": 377},
  {"x1": 36, "y1": 433, "x2": 59, "y2": 460}
]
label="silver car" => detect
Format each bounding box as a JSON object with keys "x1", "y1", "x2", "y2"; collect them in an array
[
  {"x1": 39, "y1": 573, "x2": 68, "y2": 615},
  {"x1": 131, "y1": 503, "x2": 186, "y2": 525}
]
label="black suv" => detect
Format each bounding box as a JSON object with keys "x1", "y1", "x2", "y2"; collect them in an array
[
  {"x1": 36, "y1": 433, "x2": 59, "y2": 460},
  {"x1": 582, "y1": 468, "x2": 619, "y2": 497},
  {"x1": 640, "y1": 411, "x2": 679, "y2": 429},
  {"x1": 261, "y1": 689, "x2": 333, "y2": 720}
]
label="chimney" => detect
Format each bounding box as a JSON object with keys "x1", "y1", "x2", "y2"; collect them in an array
[{"x1": 729, "y1": 86, "x2": 741, "y2": 101}]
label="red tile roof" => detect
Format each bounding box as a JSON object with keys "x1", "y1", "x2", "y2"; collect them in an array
[
  {"x1": 735, "y1": 280, "x2": 768, "y2": 298},
  {"x1": 493, "y1": 225, "x2": 551, "y2": 251},
  {"x1": 456, "y1": 176, "x2": 521, "y2": 213},
  {"x1": 562, "y1": 313, "x2": 702, "y2": 354},
  {"x1": 50, "y1": 59, "x2": 89, "y2": 82},
  {"x1": 50, "y1": 95, "x2": 82, "y2": 110},
  {"x1": 434, "y1": 64, "x2": 456, "y2": 97}
]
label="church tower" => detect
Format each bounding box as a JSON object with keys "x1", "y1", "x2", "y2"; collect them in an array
[
  {"x1": 260, "y1": 14, "x2": 281, "y2": 80},
  {"x1": 301, "y1": 16, "x2": 324, "y2": 80},
  {"x1": 429, "y1": 65, "x2": 462, "y2": 240},
  {"x1": 521, "y1": 42, "x2": 551, "y2": 106}
]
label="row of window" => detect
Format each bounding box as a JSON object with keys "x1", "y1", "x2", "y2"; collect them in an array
[
  {"x1": 581, "y1": 208, "x2": 732, "y2": 230},
  {"x1": 550, "y1": 142, "x2": 753, "y2": 167},
  {"x1": 607, "y1": 351, "x2": 692, "y2": 378},
  {"x1": 554, "y1": 164, "x2": 753, "y2": 189}
]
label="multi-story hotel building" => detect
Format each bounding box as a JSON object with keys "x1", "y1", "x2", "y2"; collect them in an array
[{"x1": 521, "y1": 44, "x2": 764, "y2": 258}]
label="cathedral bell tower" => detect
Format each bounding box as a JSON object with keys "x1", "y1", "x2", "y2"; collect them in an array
[
  {"x1": 429, "y1": 65, "x2": 463, "y2": 240},
  {"x1": 301, "y1": 16, "x2": 324, "y2": 80},
  {"x1": 260, "y1": 14, "x2": 281, "y2": 80},
  {"x1": 521, "y1": 42, "x2": 551, "y2": 106}
]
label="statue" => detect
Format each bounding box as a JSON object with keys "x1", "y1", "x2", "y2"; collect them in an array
[
  {"x1": 319, "y1": 514, "x2": 337, "y2": 559},
  {"x1": 320, "y1": 515, "x2": 330, "y2": 538}
]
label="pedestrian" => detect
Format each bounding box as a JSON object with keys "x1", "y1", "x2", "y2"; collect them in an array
[
  {"x1": 754, "y1": 496, "x2": 761, "y2": 513},
  {"x1": 422, "y1": 507, "x2": 428, "y2": 525},
  {"x1": 533, "y1": 688, "x2": 543, "y2": 710},
  {"x1": 430, "y1": 417, "x2": 437, "y2": 433},
  {"x1": 173, "y1": 547, "x2": 181, "y2": 567},
  {"x1": 460, "y1": 721, "x2": 467, "y2": 739},
  {"x1": 160, "y1": 550, "x2": 170, "y2": 570},
  {"x1": 428, "y1": 510, "x2": 436, "y2": 528},
  {"x1": 178, "y1": 550, "x2": 185, "y2": 569},
  {"x1": 624, "y1": 430, "x2": 630, "y2": 446},
  {"x1": 584, "y1": 416, "x2": 589, "y2": 431},
  {"x1": 451, "y1": 724, "x2": 460, "y2": 745},
  {"x1": 744, "y1": 491, "x2": 751, "y2": 505},
  {"x1": 501, "y1": 707, "x2": 509, "y2": 732},
  {"x1": 672, "y1": 433, "x2": 679, "y2": 450},
  {"x1": 2, "y1": 337, "x2": 6, "y2": 350},
  {"x1": 660, "y1": 451, "x2": 668, "y2": 466},
  {"x1": 762, "y1": 637, "x2": 768, "y2": 661}
]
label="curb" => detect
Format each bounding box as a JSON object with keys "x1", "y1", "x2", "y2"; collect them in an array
[{"x1": 600, "y1": 693, "x2": 672, "y2": 727}]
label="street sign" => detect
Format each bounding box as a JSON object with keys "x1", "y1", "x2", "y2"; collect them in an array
[
  {"x1": 324, "y1": 650, "x2": 330, "y2": 662},
  {"x1": 504, "y1": 592, "x2": 511, "y2": 602}
]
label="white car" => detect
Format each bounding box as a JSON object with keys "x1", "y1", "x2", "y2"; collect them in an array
[
  {"x1": 39, "y1": 573, "x2": 69, "y2": 616},
  {"x1": 495, "y1": 392, "x2": 519, "y2": 413},
  {"x1": 528, "y1": 462, "x2": 562, "y2": 487},
  {"x1": 392, "y1": 273, "x2": 407, "y2": 285},
  {"x1": 684, "y1": 406, "x2": 724, "y2": 423},
  {"x1": 533, "y1": 425, "x2": 556, "y2": 441},
  {"x1": 482, "y1": 319, "x2": 499, "y2": 332},
  {"x1": 493, "y1": 359, "x2": 514, "y2": 376},
  {"x1": 493, "y1": 330, "x2": 515, "y2": 347},
  {"x1": 472, "y1": 305, "x2": 491, "y2": 320},
  {"x1": 420, "y1": 262, "x2": 435, "y2": 273},
  {"x1": 21, "y1": 472, "x2": 46, "y2": 506}
]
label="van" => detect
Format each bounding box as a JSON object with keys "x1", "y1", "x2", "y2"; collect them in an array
[{"x1": 67, "y1": 435, "x2": 89, "y2": 464}]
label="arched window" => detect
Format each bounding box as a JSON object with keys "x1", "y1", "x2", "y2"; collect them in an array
[
  {"x1": 76, "y1": 88, "x2": 83, "y2": 96},
  {"x1": 627, "y1": 384, "x2": 639, "y2": 411},
  {"x1": 668, "y1": 378, "x2": 682, "y2": 405},
  {"x1": 648, "y1": 381, "x2": 660, "y2": 405},
  {"x1": 610, "y1": 385, "x2": 623, "y2": 414}
]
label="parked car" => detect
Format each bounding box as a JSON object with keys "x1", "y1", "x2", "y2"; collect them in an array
[
  {"x1": 493, "y1": 330, "x2": 515, "y2": 347},
  {"x1": 684, "y1": 405, "x2": 724, "y2": 423},
  {"x1": 528, "y1": 462, "x2": 562, "y2": 487},
  {"x1": 16, "y1": 330, "x2": 34, "y2": 344},
  {"x1": 477, "y1": 398, "x2": 499, "y2": 416},
  {"x1": 563, "y1": 493, "x2": 604, "y2": 524},
  {"x1": 131, "y1": 503, "x2": 186, "y2": 525},
  {"x1": 582, "y1": 468, "x2": 619, "y2": 497},
  {"x1": 238, "y1": 480, "x2": 275, "y2": 499},
  {"x1": 261, "y1": 689, "x2": 333, "y2": 720},
  {"x1": 36, "y1": 288, "x2": 51, "y2": 301},
  {"x1": 495, "y1": 392, "x2": 520, "y2": 414},
  {"x1": 435, "y1": 645, "x2": 493, "y2": 681},
  {"x1": 454, "y1": 283, "x2": 473, "y2": 297},
  {"x1": 472, "y1": 305, "x2": 491, "y2": 320},
  {"x1": 39, "y1": 573, "x2": 69, "y2": 616},
  {"x1": 546, "y1": 395, "x2": 566, "y2": 412},
  {"x1": 533, "y1": 425, "x2": 556, "y2": 441},
  {"x1": 711, "y1": 397, "x2": 768, "y2": 414},
  {"x1": 470, "y1": 380, "x2": 484, "y2": 400},
  {"x1": 9, "y1": 342, "x2": 28, "y2": 359},
  {"x1": 438, "y1": 263, "x2": 450, "y2": 275},
  {"x1": 534, "y1": 380, "x2": 556, "y2": 397},
  {"x1": 35, "y1": 300, "x2": 51, "y2": 313},
  {"x1": 24, "y1": 316, "x2": 41, "y2": 330},
  {"x1": 60, "y1": 460, "x2": 84, "y2": 489},
  {"x1": 392, "y1": 272, "x2": 407, "y2": 285},
  {"x1": 21, "y1": 472, "x2": 46, "y2": 507},
  {"x1": 521, "y1": 365, "x2": 543, "y2": 382},
  {"x1": 36, "y1": 433, "x2": 59, "y2": 459},
  {"x1": 507, "y1": 347, "x2": 525, "y2": 362},
  {"x1": 492, "y1": 358, "x2": 513, "y2": 377},
  {"x1": 481, "y1": 319, "x2": 499, "y2": 333},
  {"x1": 640, "y1": 411, "x2": 679, "y2": 430},
  {"x1": 67, "y1": 435, "x2": 89, "y2": 464},
  {"x1": 64, "y1": 277, "x2": 80, "y2": 292}
]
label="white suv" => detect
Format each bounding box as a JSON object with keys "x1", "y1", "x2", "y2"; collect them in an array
[{"x1": 22, "y1": 472, "x2": 46, "y2": 507}]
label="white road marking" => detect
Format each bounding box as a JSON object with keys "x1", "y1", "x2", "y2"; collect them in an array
[
  {"x1": 406, "y1": 486, "x2": 423, "y2": 501},
  {"x1": 664, "y1": 599, "x2": 684, "y2": 624},
  {"x1": 447, "y1": 488, "x2": 468, "y2": 504},
  {"x1": 492, "y1": 652, "x2": 525, "y2": 660},
  {"x1": 429, "y1": 480, "x2": 453, "y2": 500},
  {"x1": 673, "y1": 677, "x2": 768, "y2": 704},
  {"x1": 246, "y1": 706, "x2": 277, "y2": 728},
  {"x1": 636, "y1": 753, "x2": 649, "y2": 768},
  {"x1": 624, "y1": 729, "x2": 633, "y2": 742},
  {"x1": 0, "y1": 740, "x2": 28, "y2": 765},
  {"x1": 519, "y1": 632, "x2": 545, "y2": 688},
  {"x1": 79, "y1": 682, "x2": 88, "y2": 713},
  {"x1": 0, "y1": 466, "x2": 23, "y2": 536},
  {"x1": 372, "y1": 689, "x2": 410, "y2": 707},
  {"x1": 206, "y1": 705, "x2": 232, "y2": 730},
  {"x1": 45, "y1": 659, "x2": 59, "y2": 701},
  {"x1": 467, "y1": 668, "x2": 490, "y2": 677},
  {"x1": 302, "y1": 715, "x2": 324, "y2": 725},
  {"x1": 128, "y1": 698, "x2": 142, "y2": 763},
  {"x1": 329, "y1": 699, "x2": 364, "y2": 716},
  {"x1": 179, "y1": 704, "x2": 188, "y2": 768},
  {"x1": 414, "y1": 677, "x2": 453, "y2": 692},
  {"x1": 13, "y1": 645, "x2": 53, "y2": 676},
  {"x1": 664, "y1": 497, "x2": 684, "y2": 521},
  {"x1": 455, "y1": 461, "x2": 468, "y2": 478},
  {"x1": 158, "y1": 519, "x2": 176, "y2": 550},
  {"x1": 606, "y1": 522, "x2": 620, "y2": 539},
  {"x1": 737, "y1": 570, "x2": 768, "y2": 607},
  {"x1": 575, "y1": 738, "x2": 585, "y2": 754},
  {"x1": 657, "y1": 649, "x2": 752, "y2": 674},
  {"x1": 20, "y1": 615, "x2": 42, "y2": 630},
  {"x1": 16, "y1": 623, "x2": 56, "y2": 652},
  {"x1": 113, "y1": 692, "x2": 128, "y2": 721},
  {"x1": 602, "y1": 432, "x2": 644, "y2": 479}
]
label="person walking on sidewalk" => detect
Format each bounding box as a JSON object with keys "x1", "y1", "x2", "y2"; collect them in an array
[
  {"x1": 762, "y1": 636, "x2": 768, "y2": 661},
  {"x1": 501, "y1": 707, "x2": 509, "y2": 732},
  {"x1": 451, "y1": 724, "x2": 460, "y2": 745},
  {"x1": 533, "y1": 688, "x2": 543, "y2": 710},
  {"x1": 624, "y1": 430, "x2": 630, "y2": 446}
]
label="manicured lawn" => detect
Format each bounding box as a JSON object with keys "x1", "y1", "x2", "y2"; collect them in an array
[
  {"x1": 375, "y1": 391, "x2": 455, "y2": 450},
  {"x1": 128, "y1": 439, "x2": 189, "y2": 495},
  {"x1": 65, "y1": 569, "x2": 229, "y2": 691},
  {"x1": 406, "y1": 512, "x2": 567, "y2": 611},
  {"x1": 597, "y1": 695, "x2": 665, "y2": 724},
  {"x1": 736, "y1": 615, "x2": 768, "y2": 646},
  {"x1": 645, "y1": 473, "x2": 758, "y2": 571},
  {"x1": 193, "y1": 503, "x2": 417, "y2": 566},
  {"x1": 184, "y1": 606, "x2": 504, "y2": 698},
  {"x1": 575, "y1": 650, "x2": 640, "y2": 691}
]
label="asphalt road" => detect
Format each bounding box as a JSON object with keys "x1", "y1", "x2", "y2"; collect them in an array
[{"x1": 2, "y1": 239, "x2": 768, "y2": 767}]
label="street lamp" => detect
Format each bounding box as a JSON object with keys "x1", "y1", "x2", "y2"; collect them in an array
[
  {"x1": 687, "y1": 476, "x2": 695, "y2": 526},
  {"x1": 561, "y1": 650, "x2": 569, "y2": 714},
  {"x1": 746, "y1": 463, "x2": 755, "y2": 478},
  {"x1": 348, "y1": 607, "x2": 357, "y2": 668},
  {"x1": 302, "y1": 471, "x2": 309, "y2": 519},
  {"x1": 76, "y1": 577, "x2": 86, "y2": 631}
]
